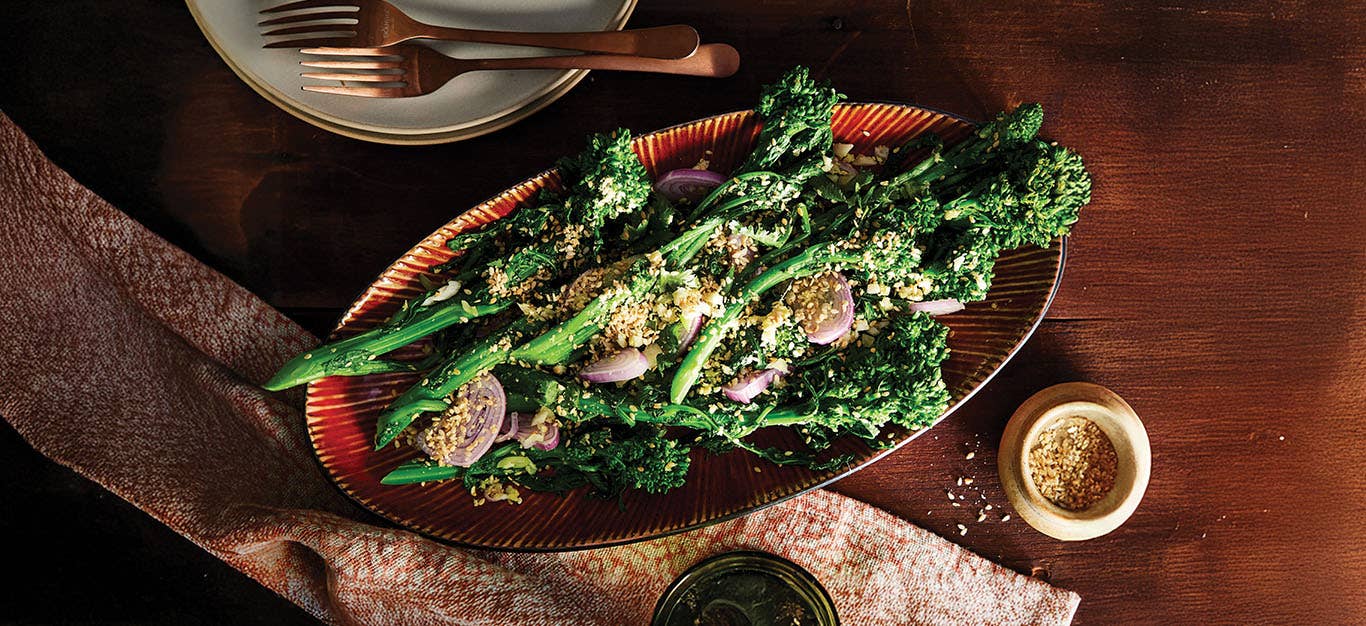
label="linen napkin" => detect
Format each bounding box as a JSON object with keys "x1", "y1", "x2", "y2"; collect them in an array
[{"x1": 0, "y1": 112, "x2": 1079, "y2": 626}]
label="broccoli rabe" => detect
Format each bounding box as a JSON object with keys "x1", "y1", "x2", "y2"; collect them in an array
[
  {"x1": 263, "y1": 130, "x2": 653, "y2": 392},
  {"x1": 265, "y1": 67, "x2": 1093, "y2": 503},
  {"x1": 383, "y1": 424, "x2": 690, "y2": 499},
  {"x1": 740, "y1": 66, "x2": 845, "y2": 179},
  {"x1": 796, "y1": 313, "x2": 951, "y2": 434},
  {"x1": 556, "y1": 128, "x2": 654, "y2": 242}
]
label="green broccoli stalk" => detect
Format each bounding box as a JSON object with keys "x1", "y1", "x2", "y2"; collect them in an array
[
  {"x1": 497, "y1": 365, "x2": 713, "y2": 430},
  {"x1": 381, "y1": 423, "x2": 691, "y2": 498},
  {"x1": 670, "y1": 242, "x2": 862, "y2": 402},
  {"x1": 264, "y1": 130, "x2": 652, "y2": 392},
  {"x1": 262, "y1": 298, "x2": 510, "y2": 391},
  {"x1": 373, "y1": 318, "x2": 539, "y2": 448},
  {"x1": 855, "y1": 103, "x2": 1045, "y2": 209}
]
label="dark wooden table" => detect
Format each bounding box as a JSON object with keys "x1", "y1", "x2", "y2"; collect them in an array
[{"x1": 3, "y1": 1, "x2": 1364, "y2": 623}]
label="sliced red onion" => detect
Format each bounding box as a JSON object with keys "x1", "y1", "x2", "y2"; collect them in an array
[
  {"x1": 494, "y1": 411, "x2": 524, "y2": 443},
  {"x1": 802, "y1": 272, "x2": 855, "y2": 345},
  {"x1": 655, "y1": 168, "x2": 726, "y2": 203},
  {"x1": 678, "y1": 312, "x2": 705, "y2": 350},
  {"x1": 516, "y1": 411, "x2": 561, "y2": 451},
  {"x1": 520, "y1": 420, "x2": 560, "y2": 451},
  {"x1": 579, "y1": 348, "x2": 649, "y2": 383},
  {"x1": 534, "y1": 421, "x2": 560, "y2": 450},
  {"x1": 722, "y1": 368, "x2": 785, "y2": 404},
  {"x1": 417, "y1": 373, "x2": 505, "y2": 467},
  {"x1": 907, "y1": 299, "x2": 965, "y2": 316}
]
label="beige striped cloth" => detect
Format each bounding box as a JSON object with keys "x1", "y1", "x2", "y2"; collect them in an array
[{"x1": 0, "y1": 113, "x2": 1078, "y2": 626}]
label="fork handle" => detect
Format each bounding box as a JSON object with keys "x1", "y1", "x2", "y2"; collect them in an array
[
  {"x1": 413, "y1": 25, "x2": 700, "y2": 60},
  {"x1": 462, "y1": 44, "x2": 741, "y2": 78}
]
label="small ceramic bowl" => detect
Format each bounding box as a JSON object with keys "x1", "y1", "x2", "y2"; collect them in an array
[{"x1": 999, "y1": 382, "x2": 1150, "y2": 541}]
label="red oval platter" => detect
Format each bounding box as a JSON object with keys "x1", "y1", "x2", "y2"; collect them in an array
[{"x1": 305, "y1": 103, "x2": 1065, "y2": 550}]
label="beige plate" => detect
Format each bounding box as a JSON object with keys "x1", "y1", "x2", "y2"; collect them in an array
[{"x1": 185, "y1": 0, "x2": 637, "y2": 145}]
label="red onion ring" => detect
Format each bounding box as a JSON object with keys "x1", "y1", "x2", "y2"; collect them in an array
[
  {"x1": 522, "y1": 421, "x2": 560, "y2": 451},
  {"x1": 722, "y1": 368, "x2": 785, "y2": 404},
  {"x1": 534, "y1": 421, "x2": 560, "y2": 450},
  {"x1": 907, "y1": 299, "x2": 965, "y2": 316},
  {"x1": 802, "y1": 272, "x2": 855, "y2": 345},
  {"x1": 678, "y1": 312, "x2": 705, "y2": 350},
  {"x1": 516, "y1": 411, "x2": 561, "y2": 451},
  {"x1": 655, "y1": 168, "x2": 726, "y2": 203},
  {"x1": 417, "y1": 373, "x2": 505, "y2": 467},
  {"x1": 494, "y1": 411, "x2": 524, "y2": 443},
  {"x1": 579, "y1": 348, "x2": 650, "y2": 383}
]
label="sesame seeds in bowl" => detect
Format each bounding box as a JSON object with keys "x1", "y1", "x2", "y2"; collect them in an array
[{"x1": 999, "y1": 382, "x2": 1151, "y2": 541}]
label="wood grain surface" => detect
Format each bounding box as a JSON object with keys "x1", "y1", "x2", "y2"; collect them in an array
[{"x1": 2, "y1": 1, "x2": 1363, "y2": 623}]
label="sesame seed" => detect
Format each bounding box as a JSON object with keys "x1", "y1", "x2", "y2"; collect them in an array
[{"x1": 1028, "y1": 416, "x2": 1118, "y2": 511}]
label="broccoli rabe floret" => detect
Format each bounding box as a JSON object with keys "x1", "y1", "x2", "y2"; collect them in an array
[
  {"x1": 593, "y1": 425, "x2": 692, "y2": 494},
  {"x1": 740, "y1": 67, "x2": 845, "y2": 178},
  {"x1": 524, "y1": 424, "x2": 691, "y2": 497},
  {"x1": 919, "y1": 226, "x2": 1000, "y2": 302},
  {"x1": 442, "y1": 129, "x2": 654, "y2": 298},
  {"x1": 1002, "y1": 139, "x2": 1091, "y2": 249},
  {"x1": 557, "y1": 129, "x2": 653, "y2": 232},
  {"x1": 795, "y1": 313, "x2": 950, "y2": 436}
]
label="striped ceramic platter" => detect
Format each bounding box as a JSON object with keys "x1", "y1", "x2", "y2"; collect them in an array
[{"x1": 305, "y1": 103, "x2": 1065, "y2": 550}]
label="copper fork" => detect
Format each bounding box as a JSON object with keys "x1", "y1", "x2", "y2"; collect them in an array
[
  {"x1": 259, "y1": 0, "x2": 699, "y2": 59},
  {"x1": 298, "y1": 44, "x2": 741, "y2": 98}
]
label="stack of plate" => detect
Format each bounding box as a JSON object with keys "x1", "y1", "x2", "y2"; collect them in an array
[{"x1": 186, "y1": 0, "x2": 637, "y2": 144}]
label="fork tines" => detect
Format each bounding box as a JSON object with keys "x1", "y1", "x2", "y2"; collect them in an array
[
  {"x1": 298, "y1": 48, "x2": 407, "y2": 98},
  {"x1": 259, "y1": 1, "x2": 361, "y2": 48}
]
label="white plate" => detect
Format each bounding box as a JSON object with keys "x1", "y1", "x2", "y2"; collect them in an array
[{"x1": 187, "y1": 0, "x2": 636, "y2": 144}]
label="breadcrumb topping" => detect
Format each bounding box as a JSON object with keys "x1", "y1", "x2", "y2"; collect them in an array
[{"x1": 787, "y1": 271, "x2": 845, "y2": 337}]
